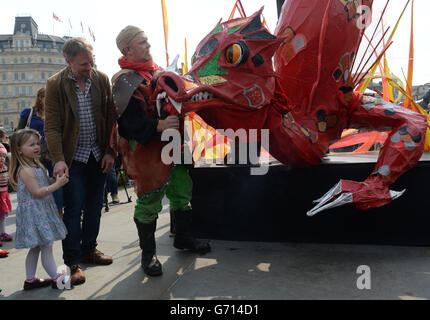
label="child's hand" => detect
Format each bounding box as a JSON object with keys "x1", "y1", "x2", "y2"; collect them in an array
[{"x1": 56, "y1": 174, "x2": 69, "y2": 187}]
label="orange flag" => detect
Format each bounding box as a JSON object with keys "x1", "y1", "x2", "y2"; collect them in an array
[
  {"x1": 161, "y1": 0, "x2": 169, "y2": 67},
  {"x1": 404, "y1": 0, "x2": 415, "y2": 110}
]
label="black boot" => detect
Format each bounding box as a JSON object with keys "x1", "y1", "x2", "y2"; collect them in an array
[
  {"x1": 172, "y1": 210, "x2": 211, "y2": 254},
  {"x1": 134, "y1": 218, "x2": 163, "y2": 276},
  {"x1": 170, "y1": 210, "x2": 176, "y2": 236}
]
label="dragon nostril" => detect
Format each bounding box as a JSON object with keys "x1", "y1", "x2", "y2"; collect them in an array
[{"x1": 164, "y1": 76, "x2": 179, "y2": 92}]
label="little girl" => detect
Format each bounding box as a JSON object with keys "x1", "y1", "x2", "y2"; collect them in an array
[
  {"x1": 10, "y1": 129, "x2": 69, "y2": 290},
  {"x1": 0, "y1": 143, "x2": 12, "y2": 258}
]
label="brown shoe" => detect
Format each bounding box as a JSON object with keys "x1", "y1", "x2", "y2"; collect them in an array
[
  {"x1": 23, "y1": 278, "x2": 52, "y2": 291},
  {"x1": 69, "y1": 264, "x2": 86, "y2": 286},
  {"x1": 81, "y1": 249, "x2": 113, "y2": 265}
]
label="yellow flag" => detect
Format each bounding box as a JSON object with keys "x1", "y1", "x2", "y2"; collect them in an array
[
  {"x1": 161, "y1": 0, "x2": 169, "y2": 67},
  {"x1": 184, "y1": 38, "x2": 188, "y2": 74},
  {"x1": 382, "y1": 55, "x2": 394, "y2": 102}
]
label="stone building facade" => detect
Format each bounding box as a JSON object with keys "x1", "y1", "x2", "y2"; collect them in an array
[
  {"x1": 0, "y1": 16, "x2": 69, "y2": 131},
  {"x1": 412, "y1": 83, "x2": 430, "y2": 102}
]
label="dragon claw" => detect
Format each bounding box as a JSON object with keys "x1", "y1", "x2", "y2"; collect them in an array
[
  {"x1": 312, "y1": 181, "x2": 342, "y2": 204},
  {"x1": 307, "y1": 179, "x2": 406, "y2": 217},
  {"x1": 307, "y1": 181, "x2": 353, "y2": 217},
  {"x1": 389, "y1": 189, "x2": 406, "y2": 201}
]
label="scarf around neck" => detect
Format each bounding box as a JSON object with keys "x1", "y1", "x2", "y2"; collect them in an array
[{"x1": 118, "y1": 56, "x2": 160, "y2": 83}]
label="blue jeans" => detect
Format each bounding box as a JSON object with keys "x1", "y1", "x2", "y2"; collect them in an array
[
  {"x1": 62, "y1": 154, "x2": 107, "y2": 266},
  {"x1": 105, "y1": 160, "x2": 118, "y2": 195}
]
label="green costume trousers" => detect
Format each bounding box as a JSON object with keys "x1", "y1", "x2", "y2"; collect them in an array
[{"x1": 134, "y1": 165, "x2": 192, "y2": 224}]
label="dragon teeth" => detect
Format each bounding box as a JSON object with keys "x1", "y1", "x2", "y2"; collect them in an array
[
  {"x1": 189, "y1": 91, "x2": 214, "y2": 101},
  {"x1": 168, "y1": 97, "x2": 182, "y2": 114},
  {"x1": 156, "y1": 92, "x2": 167, "y2": 116},
  {"x1": 156, "y1": 99, "x2": 162, "y2": 117},
  {"x1": 155, "y1": 90, "x2": 213, "y2": 115},
  {"x1": 157, "y1": 92, "x2": 167, "y2": 99}
]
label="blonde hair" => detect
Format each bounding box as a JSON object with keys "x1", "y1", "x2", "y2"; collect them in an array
[{"x1": 9, "y1": 129, "x2": 46, "y2": 190}]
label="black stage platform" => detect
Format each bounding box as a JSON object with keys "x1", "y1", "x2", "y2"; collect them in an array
[{"x1": 189, "y1": 152, "x2": 430, "y2": 246}]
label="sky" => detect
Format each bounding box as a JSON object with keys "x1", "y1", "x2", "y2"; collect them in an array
[{"x1": 0, "y1": 0, "x2": 429, "y2": 86}]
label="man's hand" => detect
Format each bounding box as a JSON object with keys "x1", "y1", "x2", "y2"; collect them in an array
[
  {"x1": 101, "y1": 154, "x2": 115, "y2": 174},
  {"x1": 53, "y1": 161, "x2": 69, "y2": 178},
  {"x1": 157, "y1": 115, "x2": 180, "y2": 132}
]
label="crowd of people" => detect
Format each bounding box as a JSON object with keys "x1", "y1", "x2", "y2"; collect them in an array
[{"x1": 0, "y1": 25, "x2": 210, "y2": 291}]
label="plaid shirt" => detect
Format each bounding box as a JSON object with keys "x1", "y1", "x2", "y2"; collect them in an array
[{"x1": 68, "y1": 72, "x2": 102, "y2": 163}]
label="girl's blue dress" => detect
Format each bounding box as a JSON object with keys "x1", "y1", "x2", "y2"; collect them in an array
[{"x1": 15, "y1": 167, "x2": 67, "y2": 249}]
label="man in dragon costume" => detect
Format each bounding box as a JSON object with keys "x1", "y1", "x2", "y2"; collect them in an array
[
  {"x1": 112, "y1": 26, "x2": 210, "y2": 277},
  {"x1": 150, "y1": 0, "x2": 427, "y2": 216}
]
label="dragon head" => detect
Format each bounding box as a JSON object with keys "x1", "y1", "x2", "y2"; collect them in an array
[{"x1": 152, "y1": 8, "x2": 283, "y2": 123}]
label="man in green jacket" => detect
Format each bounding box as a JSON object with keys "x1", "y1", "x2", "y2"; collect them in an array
[{"x1": 45, "y1": 37, "x2": 116, "y2": 286}]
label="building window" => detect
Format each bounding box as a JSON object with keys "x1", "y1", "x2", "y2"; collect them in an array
[
  {"x1": 3, "y1": 102, "x2": 7, "y2": 111},
  {"x1": 48, "y1": 73, "x2": 52, "y2": 78},
  {"x1": 41, "y1": 72, "x2": 45, "y2": 80},
  {"x1": 48, "y1": 58, "x2": 52, "y2": 63},
  {"x1": 27, "y1": 57, "x2": 31, "y2": 63},
  {"x1": 21, "y1": 73, "x2": 26, "y2": 80},
  {"x1": 2, "y1": 87, "x2": 7, "y2": 96},
  {"x1": 4, "y1": 118, "x2": 8, "y2": 126},
  {"x1": 1, "y1": 74, "x2": 5, "y2": 81},
  {"x1": 21, "y1": 87, "x2": 26, "y2": 95},
  {"x1": 14, "y1": 73, "x2": 18, "y2": 80},
  {"x1": 21, "y1": 100, "x2": 26, "y2": 109},
  {"x1": 20, "y1": 40, "x2": 24, "y2": 48},
  {"x1": 20, "y1": 57, "x2": 25, "y2": 64},
  {"x1": 41, "y1": 57, "x2": 44, "y2": 63},
  {"x1": 14, "y1": 58, "x2": 18, "y2": 64},
  {"x1": 28, "y1": 73, "x2": 33, "y2": 80},
  {"x1": 1, "y1": 58, "x2": 5, "y2": 64},
  {"x1": 28, "y1": 86, "x2": 33, "y2": 95},
  {"x1": 15, "y1": 87, "x2": 19, "y2": 96}
]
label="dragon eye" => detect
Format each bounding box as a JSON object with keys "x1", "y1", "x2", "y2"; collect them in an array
[{"x1": 225, "y1": 43, "x2": 244, "y2": 65}]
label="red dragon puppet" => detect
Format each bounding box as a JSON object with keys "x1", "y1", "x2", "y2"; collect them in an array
[{"x1": 151, "y1": 0, "x2": 427, "y2": 216}]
